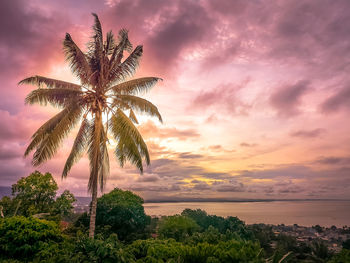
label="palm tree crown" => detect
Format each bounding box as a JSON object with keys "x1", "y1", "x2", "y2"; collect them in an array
[{"x1": 19, "y1": 13, "x2": 162, "y2": 237}]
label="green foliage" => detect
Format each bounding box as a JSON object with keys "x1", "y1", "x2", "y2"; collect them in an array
[
  {"x1": 0, "y1": 196, "x2": 16, "y2": 217},
  {"x1": 127, "y1": 238, "x2": 264, "y2": 262},
  {"x1": 266, "y1": 251, "x2": 293, "y2": 263},
  {"x1": 75, "y1": 188, "x2": 150, "y2": 241},
  {"x1": 188, "y1": 225, "x2": 223, "y2": 244},
  {"x1": 2, "y1": 184, "x2": 349, "y2": 263},
  {"x1": 310, "y1": 240, "x2": 333, "y2": 261},
  {"x1": 52, "y1": 190, "x2": 76, "y2": 219},
  {"x1": 158, "y1": 215, "x2": 200, "y2": 241},
  {"x1": 1, "y1": 172, "x2": 76, "y2": 221},
  {"x1": 249, "y1": 224, "x2": 275, "y2": 252},
  {"x1": 11, "y1": 171, "x2": 58, "y2": 216},
  {"x1": 328, "y1": 249, "x2": 350, "y2": 263},
  {"x1": 342, "y1": 239, "x2": 350, "y2": 249},
  {"x1": 313, "y1": 225, "x2": 323, "y2": 233},
  {"x1": 181, "y1": 209, "x2": 253, "y2": 240},
  {"x1": 59, "y1": 234, "x2": 133, "y2": 263},
  {"x1": 0, "y1": 216, "x2": 62, "y2": 261}
]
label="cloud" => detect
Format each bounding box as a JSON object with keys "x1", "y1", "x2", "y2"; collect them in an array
[
  {"x1": 177, "y1": 152, "x2": 203, "y2": 159},
  {"x1": 240, "y1": 142, "x2": 258, "y2": 147},
  {"x1": 216, "y1": 181, "x2": 245, "y2": 192},
  {"x1": 208, "y1": 145, "x2": 223, "y2": 151},
  {"x1": 320, "y1": 86, "x2": 350, "y2": 113},
  {"x1": 0, "y1": 0, "x2": 70, "y2": 112},
  {"x1": 315, "y1": 156, "x2": 350, "y2": 166},
  {"x1": 104, "y1": 0, "x2": 214, "y2": 74},
  {"x1": 269, "y1": 80, "x2": 311, "y2": 117},
  {"x1": 139, "y1": 121, "x2": 200, "y2": 140},
  {"x1": 193, "y1": 182, "x2": 211, "y2": 191},
  {"x1": 130, "y1": 185, "x2": 178, "y2": 192},
  {"x1": 192, "y1": 80, "x2": 251, "y2": 114},
  {"x1": 0, "y1": 143, "x2": 23, "y2": 160},
  {"x1": 239, "y1": 165, "x2": 312, "y2": 180},
  {"x1": 290, "y1": 128, "x2": 326, "y2": 138},
  {"x1": 137, "y1": 174, "x2": 160, "y2": 182},
  {"x1": 0, "y1": 110, "x2": 37, "y2": 141},
  {"x1": 278, "y1": 185, "x2": 304, "y2": 194}
]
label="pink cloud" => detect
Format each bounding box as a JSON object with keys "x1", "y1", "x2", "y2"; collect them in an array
[{"x1": 269, "y1": 80, "x2": 311, "y2": 117}]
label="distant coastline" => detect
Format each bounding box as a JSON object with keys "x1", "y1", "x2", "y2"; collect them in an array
[
  {"x1": 143, "y1": 198, "x2": 350, "y2": 203},
  {"x1": 1, "y1": 186, "x2": 349, "y2": 204}
]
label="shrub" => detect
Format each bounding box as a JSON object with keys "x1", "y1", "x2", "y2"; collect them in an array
[
  {"x1": 126, "y1": 238, "x2": 264, "y2": 262},
  {"x1": 158, "y1": 215, "x2": 200, "y2": 241},
  {"x1": 328, "y1": 249, "x2": 350, "y2": 263},
  {"x1": 0, "y1": 216, "x2": 62, "y2": 261}
]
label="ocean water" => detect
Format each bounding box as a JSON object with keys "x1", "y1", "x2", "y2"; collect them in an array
[{"x1": 143, "y1": 200, "x2": 350, "y2": 227}]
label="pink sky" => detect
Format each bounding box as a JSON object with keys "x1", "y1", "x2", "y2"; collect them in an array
[{"x1": 1, "y1": 0, "x2": 350, "y2": 200}]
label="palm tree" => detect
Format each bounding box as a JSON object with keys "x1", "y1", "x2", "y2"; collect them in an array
[{"x1": 19, "y1": 13, "x2": 162, "y2": 237}]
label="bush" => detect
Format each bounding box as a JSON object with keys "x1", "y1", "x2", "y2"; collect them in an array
[
  {"x1": 63, "y1": 234, "x2": 134, "y2": 263},
  {"x1": 181, "y1": 209, "x2": 253, "y2": 240},
  {"x1": 0, "y1": 216, "x2": 62, "y2": 261},
  {"x1": 126, "y1": 238, "x2": 264, "y2": 262},
  {"x1": 328, "y1": 249, "x2": 350, "y2": 263},
  {"x1": 158, "y1": 215, "x2": 200, "y2": 241}
]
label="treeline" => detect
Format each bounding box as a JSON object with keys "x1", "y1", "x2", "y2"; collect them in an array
[{"x1": 0, "y1": 172, "x2": 349, "y2": 262}]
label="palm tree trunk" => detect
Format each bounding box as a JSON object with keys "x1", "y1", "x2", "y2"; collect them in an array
[
  {"x1": 89, "y1": 180, "x2": 97, "y2": 238},
  {"x1": 89, "y1": 110, "x2": 102, "y2": 238}
]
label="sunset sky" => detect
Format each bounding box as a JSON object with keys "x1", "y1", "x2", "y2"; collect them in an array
[{"x1": 1, "y1": 0, "x2": 350, "y2": 200}]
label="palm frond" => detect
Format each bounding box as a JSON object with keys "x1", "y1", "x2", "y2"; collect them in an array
[
  {"x1": 109, "y1": 109, "x2": 150, "y2": 173},
  {"x1": 25, "y1": 88, "x2": 82, "y2": 108},
  {"x1": 19, "y1": 76, "x2": 82, "y2": 90},
  {"x1": 117, "y1": 29, "x2": 133, "y2": 53},
  {"x1": 62, "y1": 118, "x2": 90, "y2": 178},
  {"x1": 63, "y1": 33, "x2": 92, "y2": 84},
  {"x1": 32, "y1": 104, "x2": 83, "y2": 166},
  {"x1": 91, "y1": 13, "x2": 103, "y2": 55},
  {"x1": 104, "y1": 31, "x2": 116, "y2": 56},
  {"x1": 129, "y1": 109, "x2": 138, "y2": 124},
  {"x1": 109, "y1": 29, "x2": 132, "y2": 69},
  {"x1": 115, "y1": 134, "x2": 143, "y2": 172},
  {"x1": 113, "y1": 95, "x2": 162, "y2": 122},
  {"x1": 25, "y1": 107, "x2": 71, "y2": 156},
  {"x1": 109, "y1": 45, "x2": 143, "y2": 84},
  {"x1": 109, "y1": 77, "x2": 162, "y2": 94},
  {"x1": 87, "y1": 13, "x2": 105, "y2": 87}
]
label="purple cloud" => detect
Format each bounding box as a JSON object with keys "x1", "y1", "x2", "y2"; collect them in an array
[
  {"x1": 269, "y1": 80, "x2": 311, "y2": 117},
  {"x1": 290, "y1": 128, "x2": 326, "y2": 138},
  {"x1": 320, "y1": 86, "x2": 350, "y2": 113}
]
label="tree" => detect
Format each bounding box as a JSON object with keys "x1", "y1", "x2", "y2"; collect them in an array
[
  {"x1": 0, "y1": 196, "x2": 15, "y2": 217},
  {"x1": 12, "y1": 171, "x2": 58, "y2": 216},
  {"x1": 76, "y1": 188, "x2": 150, "y2": 241},
  {"x1": 19, "y1": 13, "x2": 162, "y2": 237},
  {"x1": 96, "y1": 188, "x2": 150, "y2": 241},
  {"x1": 1, "y1": 172, "x2": 76, "y2": 219},
  {"x1": 181, "y1": 209, "x2": 252, "y2": 240},
  {"x1": 158, "y1": 215, "x2": 200, "y2": 241},
  {"x1": 52, "y1": 190, "x2": 76, "y2": 218}
]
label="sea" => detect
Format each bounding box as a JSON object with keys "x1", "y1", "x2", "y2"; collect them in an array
[{"x1": 143, "y1": 200, "x2": 350, "y2": 227}]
